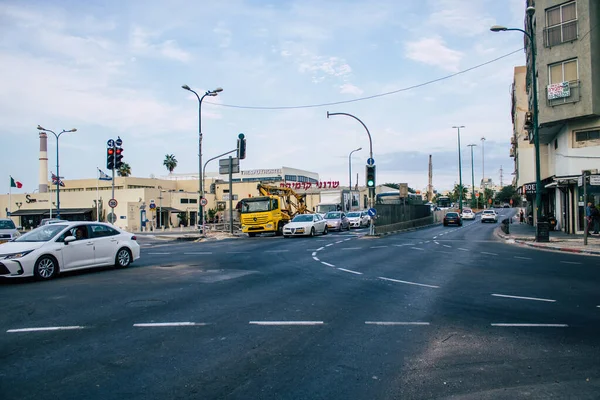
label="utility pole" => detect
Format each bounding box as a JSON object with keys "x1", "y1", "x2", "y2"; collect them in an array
[
  {"x1": 481, "y1": 136, "x2": 486, "y2": 208},
  {"x1": 499, "y1": 165, "x2": 504, "y2": 187},
  {"x1": 467, "y1": 144, "x2": 477, "y2": 208},
  {"x1": 428, "y1": 154, "x2": 433, "y2": 202}
]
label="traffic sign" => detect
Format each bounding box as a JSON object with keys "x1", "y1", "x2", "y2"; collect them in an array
[
  {"x1": 107, "y1": 139, "x2": 115, "y2": 147},
  {"x1": 115, "y1": 137, "x2": 123, "y2": 146},
  {"x1": 107, "y1": 212, "x2": 117, "y2": 223},
  {"x1": 510, "y1": 198, "x2": 514, "y2": 204},
  {"x1": 367, "y1": 208, "x2": 377, "y2": 217},
  {"x1": 367, "y1": 158, "x2": 375, "y2": 166},
  {"x1": 475, "y1": 192, "x2": 480, "y2": 198},
  {"x1": 200, "y1": 198, "x2": 208, "y2": 206},
  {"x1": 108, "y1": 198, "x2": 118, "y2": 208},
  {"x1": 149, "y1": 203, "x2": 156, "y2": 209}
]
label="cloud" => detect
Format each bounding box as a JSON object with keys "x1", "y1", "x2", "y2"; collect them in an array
[
  {"x1": 339, "y1": 83, "x2": 363, "y2": 95},
  {"x1": 130, "y1": 26, "x2": 190, "y2": 62},
  {"x1": 213, "y1": 23, "x2": 232, "y2": 48},
  {"x1": 405, "y1": 36, "x2": 463, "y2": 71}
]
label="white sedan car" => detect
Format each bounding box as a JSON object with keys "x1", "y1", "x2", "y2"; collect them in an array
[
  {"x1": 0, "y1": 221, "x2": 140, "y2": 280},
  {"x1": 461, "y1": 209, "x2": 475, "y2": 220},
  {"x1": 481, "y1": 210, "x2": 498, "y2": 223},
  {"x1": 346, "y1": 211, "x2": 370, "y2": 228},
  {"x1": 283, "y1": 214, "x2": 328, "y2": 237}
]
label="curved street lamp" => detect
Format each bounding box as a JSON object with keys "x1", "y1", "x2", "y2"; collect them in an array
[
  {"x1": 181, "y1": 85, "x2": 223, "y2": 231},
  {"x1": 452, "y1": 126, "x2": 465, "y2": 213},
  {"x1": 490, "y1": 6, "x2": 543, "y2": 241},
  {"x1": 37, "y1": 125, "x2": 77, "y2": 218}
]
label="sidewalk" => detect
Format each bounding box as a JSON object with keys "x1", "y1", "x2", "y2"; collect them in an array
[{"x1": 495, "y1": 217, "x2": 600, "y2": 255}]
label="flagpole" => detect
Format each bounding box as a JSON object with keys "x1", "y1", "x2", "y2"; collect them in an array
[
  {"x1": 96, "y1": 168, "x2": 100, "y2": 222},
  {"x1": 8, "y1": 176, "x2": 12, "y2": 219},
  {"x1": 49, "y1": 171, "x2": 52, "y2": 219}
]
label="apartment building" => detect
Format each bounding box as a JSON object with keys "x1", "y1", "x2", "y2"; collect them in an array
[{"x1": 518, "y1": 0, "x2": 600, "y2": 233}]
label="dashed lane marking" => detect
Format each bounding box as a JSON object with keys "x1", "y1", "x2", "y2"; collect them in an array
[
  {"x1": 378, "y1": 276, "x2": 439, "y2": 289},
  {"x1": 491, "y1": 293, "x2": 556, "y2": 303},
  {"x1": 443, "y1": 245, "x2": 452, "y2": 248},
  {"x1": 326, "y1": 243, "x2": 334, "y2": 247},
  {"x1": 341, "y1": 247, "x2": 362, "y2": 250},
  {"x1": 425, "y1": 241, "x2": 430, "y2": 243},
  {"x1": 370, "y1": 245, "x2": 389, "y2": 249},
  {"x1": 312, "y1": 256, "x2": 320, "y2": 262},
  {"x1": 322, "y1": 262, "x2": 335, "y2": 267},
  {"x1": 560, "y1": 261, "x2": 582, "y2": 265},
  {"x1": 337, "y1": 268, "x2": 363, "y2": 275},
  {"x1": 491, "y1": 323, "x2": 568, "y2": 328},
  {"x1": 227, "y1": 251, "x2": 250, "y2": 254},
  {"x1": 133, "y1": 322, "x2": 209, "y2": 327},
  {"x1": 265, "y1": 250, "x2": 289, "y2": 253},
  {"x1": 365, "y1": 321, "x2": 430, "y2": 326},
  {"x1": 481, "y1": 251, "x2": 499, "y2": 256},
  {"x1": 7, "y1": 326, "x2": 85, "y2": 333},
  {"x1": 514, "y1": 256, "x2": 532, "y2": 260},
  {"x1": 411, "y1": 247, "x2": 424, "y2": 251},
  {"x1": 434, "y1": 241, "x2": 440, "y2": 245},
  {"x1": 312, "y1": 252, "x2": 317, "y2": 257},
  {"x1": 433, "y1": 236, "x2": 438, "y2": 239},
  {"x1": 457, "y1": 248, "x2": 469, "y2": 251},
  {"x1": 249, "y1": 321, "x2": 324, "y2": 326},
  {"x1": 317, "y1": 247, "x2": 325, "y2": 251},
  {"x1": 335, "y1": 240, "x2": 344, "y2": 244},
  {"x1": 183, "y1": 252, "x2": 213, "y2": 255},
  {"x1": 148, "y1": 252, "x2": 171, "y2": 255}
]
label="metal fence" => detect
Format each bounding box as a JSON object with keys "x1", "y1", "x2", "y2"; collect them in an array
[
  {"x1": 374, "y1": 204, "x2": 431, "y2": 226},
  {"x1": 374, "y1": 216, "x2": 434, "y2": 235}
]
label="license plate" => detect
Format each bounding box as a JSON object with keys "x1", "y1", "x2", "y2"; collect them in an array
[{"x1": 0, "y1": 240, "x2": 7, "y2": 244}]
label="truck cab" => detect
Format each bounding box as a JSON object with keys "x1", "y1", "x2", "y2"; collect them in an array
[{"x1": 240, "y1": 196, "x2": 289, "y2": 237}]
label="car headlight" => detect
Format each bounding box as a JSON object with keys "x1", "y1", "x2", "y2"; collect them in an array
[
  {"x1": 13, "y1": 232, "x2": 21, "y2": 238},
  {"x1": 3, "y1": 250, "x2": 34, "y2": 259},
  {"x1": 266, "y1": 223, "x2": 273, "y2": 228}
]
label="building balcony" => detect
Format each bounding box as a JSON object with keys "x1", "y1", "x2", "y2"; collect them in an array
[
  {"x1": 509, "y1": 147, "x2": 515, "y2": 158},
  {"x1": 546, "y1": 80, "x2": 580, "y2": 107}
]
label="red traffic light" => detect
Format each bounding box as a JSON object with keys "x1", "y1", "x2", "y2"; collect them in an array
[
  {"x1": 116, "y1": 148, "x2": 122, "y2": 155},
  {"x1": 108, "y1": 148, "x2": 114, "y2": 155}
]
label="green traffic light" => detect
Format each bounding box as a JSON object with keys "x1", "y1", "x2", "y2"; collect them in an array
[{"x1": 367, "y1": 180, "x2": 374, "y2": 187}]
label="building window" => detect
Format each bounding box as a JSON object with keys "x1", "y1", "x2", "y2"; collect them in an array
[
  {"x1": 189, "y1": 198, "x2": 197, "y2": 204},
  {"x1": 549, "y1": 59, "x2": 578, "y2": 84},
  {"x1": 575, "y1": 130, "x2": 600, "y2": 142},
  {"x1": 285, "y1": 174, "x2": 297, "y2": 182},
  {"x1": 544, "y1": 1, "x2": 577, "y2": 47},
  {"x1": 180, "y1": 198, "x2": 189, "y2": 204}
]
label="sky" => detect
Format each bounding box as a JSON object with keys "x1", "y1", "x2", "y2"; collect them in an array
[{"x1": 1, "y1": 0, "x2": 529, "y2": 194}]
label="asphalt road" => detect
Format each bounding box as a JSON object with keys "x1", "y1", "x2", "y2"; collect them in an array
[{"x1": 1, "y1": 210, "x2": 600, "y2": 399}]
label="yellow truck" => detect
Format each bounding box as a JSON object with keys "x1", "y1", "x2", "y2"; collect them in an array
[{"x1": 239, "y1": 184, "x2": 308, "y2": 237}]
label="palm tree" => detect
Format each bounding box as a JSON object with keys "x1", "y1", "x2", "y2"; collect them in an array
[
  {"x1": 451, "y1": 184, "x2": 468, "y2": 203},
  {"x1": 117, "y1": 162, "x2": 132, "y2": 177},
  {"x1": 163, "y1": 154, "x2": 178, "y2": 174}
]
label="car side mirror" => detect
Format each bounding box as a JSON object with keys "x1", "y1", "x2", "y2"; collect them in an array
[{"x1": 64, "y1": 235, "x2": 76, "y2": 244}]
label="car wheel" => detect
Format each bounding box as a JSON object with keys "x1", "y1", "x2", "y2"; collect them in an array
[
  {"x1": 323, "y1": 226, "x2": 328, "y2": 235},
  {"x1": 310, "y1": 227, "x2": 315, "y2": 237},
  {"x1": 248, "y1": 233, "x2": 256, "y2": 237},
  {"x1": 34, "y1": 255, "x2": 59, "y2": 280},
  {"x1": 443, "y1": 222, "x2": 447, "y2": 226},
  {"x1": 115, "y1": 248, "x2": 132, "y2": 269}
]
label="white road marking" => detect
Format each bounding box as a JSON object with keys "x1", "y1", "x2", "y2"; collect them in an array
[
  {"x1": 491, "y1": 323, "x2": 568, "y2": 328},
  {"x1": 326, "y1": 243, "x2": 334, "y2": 247},
  {"x1": 418, "y1": 242, "x2": 423, "y2": 244},
  {"x1": 317, "y1": 247, "x2": 325, "y2": 251},
  {"x1": 341, "y1": 247, "x2": 362, "y2": 250},
  {"x1": 491, "y1": 294, "x2": 556, "y2": 303},
  {"x1": 457, "y1": 248, "x2": 469, "y2": 251},
  {"x1": 312, "y1": 256, "x2": 320, "y2": 261},
  {"x1": 434, "y1": 241, "x2": 440, "y2": 245},
  {"x1": 133, "y1": 322, "x2": 209, "y2": 327},
  {"x1": 370, "y1": 245, "x2": 388, "y2": 249},
  {"x1": 365, "y1": 321, "x2": 430, "y2": 326},
  {"x1": 425, "y1": 241, "x2": 430, "y2": 244},
  {"x1": 249, "y1": 321, "x2": 324, "y2": 326},
  {"x1": 560, "y1": 261, "x2": 582, "y2": 265},
  {"x1": 378, "y1": 276, "x2": 439, "y2": 289},
  {"x1": 337, "y1": 268, "x2": 363, "y2": 275},
  {"x1": 433, "y1": 236, "x2": 438, "y2": 239},
  {"x1": 481, "y1": 251, "x2": 499, "y2": 256},
  {"x1": 344, "y1": 238, "x2": 352, "y2": 241},
  {"x1": 322, "y1": 262, "x2": 335, "y2": 267},
  {"x1": 227, "y1": 251, "x2": 250, "y2": 254},
  {"x1": 411, "y1": 247, "x2": 424, "y2": 251},
  {"x1": 7, "y1": 326, "x2": 85, "y2": 333},
  {"x1": 265, "y1": 250, "x2": 289, "y2": 253},
  {"x1": 312, "y1": 252, "x2": 317, "y2": 257},
  {"x1": 514, "y1": 256, "x2": 532, "y2": 260},
  {"x1": 335, "y1": 240, "x2": 343, "y2": 244},
  {"x1": 443, "y1": 245, "x2": 452, "y2": 248},
  {"x1": 148, "y1": 252, "x2": 170, "y2": 255},
  {"x1": 184, "y1": 252, "x2": 212, "y2": 255}
]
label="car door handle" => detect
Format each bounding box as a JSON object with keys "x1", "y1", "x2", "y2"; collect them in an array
[{"x1": 86, "y1": 242, "x2": 94, "y2": 246}]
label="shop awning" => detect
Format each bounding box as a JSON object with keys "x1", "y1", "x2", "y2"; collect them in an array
[
  {"x1": 154, "y1": 207, "x2": 183, "y2": 213},
  {"x1": 9, "y1": 209, "x2": 47, "y2": 216},
  {"x1": 52, "y1": 208, "x2": 94, "y2": 215}
]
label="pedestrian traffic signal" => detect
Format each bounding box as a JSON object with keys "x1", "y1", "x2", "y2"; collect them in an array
[
  {"x1": 107, "y1": 147, "x2": 115, "y2": 170},
  {"x1": 366, "y1": 165, "x2": 376, "y2": 188},
  {"x1": 237, "y1": 133, "x2": 246, "y2": 160},
  {"x1": 115, "y1": 147, "x2": 123, "y2": 169}
]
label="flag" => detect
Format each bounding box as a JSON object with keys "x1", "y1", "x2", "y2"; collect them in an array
[
  {"x1": 98, "y1": 168, "x2": 112, "y2": 181},
  {"x1": 51, "y1": 173, "x2": 65, "y2": 187},
  {"x1": 10, "y1": 176, "x2": 23, "y2": 188}
]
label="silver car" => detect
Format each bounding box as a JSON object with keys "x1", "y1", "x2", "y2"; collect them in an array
[
  {"x1": 346, "y1": 211, "x2": 369, "y2": 228},
  {"x1": 0, "y1": 219, "x2": 20, "y2": 244},
  {"x1": 324, "y1": 211, "x2": 350, "y2": 231}
]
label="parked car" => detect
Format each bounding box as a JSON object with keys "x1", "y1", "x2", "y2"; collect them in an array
[
  {"x1": 324, "y1": 211, "x2": 350, "y2": 231},
  {"x1": 503, "y1": 203, "x2": 511, "y2": 208},
  {"x1": 38, "y1": 218, "x2": 64, "y2": 227},
  {"x1": 0, "y1": 221, "x2": 140, "y2": 280},
  {"x1": 461, "y1": 209, "x2": 475, "y2": 220},
  {"x1": 0, "y1": 219, "x2": 20, "y2": 244},
  {"x1": 346, "y1": 211, "x2": 369, "y2": 228},
  {"x1": 283, "y1": 214, "x2": 328, "y2": 237},
  {"x1": 443, "y1": 212, "x2": 462, "y2": 226},
  {"x1": 481, "y1": 210, "x2": 498, "y2": 223}
]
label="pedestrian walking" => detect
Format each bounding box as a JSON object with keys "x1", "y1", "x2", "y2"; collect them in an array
[
  {"x1": 585, "y1": 202, "x2": 593, "y2": 233},
  {"x1": 591, "y1": 203, "x2": 600, "y2": 234},
  {"x1": 519, "y1": 209, "x2": 524, "y2": 224}
]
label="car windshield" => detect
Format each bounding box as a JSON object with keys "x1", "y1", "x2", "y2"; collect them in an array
[
  {"x1": 292, "y1": 215, "x2": 313, "y2": 222},
  {"x1": 240, "y1": 199, "x2": 271, "y2": 213},
  {"x1": 325, "y1": 212, "x2": 341, "y2": 219},
  {"x1": 347, "y1": 212, "x2": 360, "y2": 217},
  {"x1": 446, "y1": 212, "x2": 459, "y2": 217},
  {"x1": 316, "y1": 205, "x2": 338, "y2": 214},
  {"x1": 14, "y1": 224, "x2": 67, "y2": 242},
  {"x1": 483, "y1": 210, "x2": 495, "y2": 214},
  {"x1": 0, "y1": 220, "x2": 16, "y2": 229}
]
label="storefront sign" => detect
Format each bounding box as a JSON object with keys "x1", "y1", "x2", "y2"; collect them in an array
[
  {"x1": 590, "y1": 175, "x2": 600, "y2": 186},
  {"x1": 241, "y1": 169, "x2": 282, "y2": 176},
  {"x1": 523, "y1": 183, "x2": 537, "y2": 194},
  {"x1": 547, "y1": 81, "x2": 570, "y2": 100},
  {"x1": 280, "y1": 181, "x2": 340, "y2": 190}
]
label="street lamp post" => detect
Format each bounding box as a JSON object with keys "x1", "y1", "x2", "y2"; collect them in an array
[
  {"x1": 348, "y1": 147, "x2": 362, "y2": 190},
  {"x1": 181, "y1": 84, "x2": 223, "y2": 232},
  {"x1": 468, "y1": 144, "x2": 477, "y2": 209},
  {"x1": 327, "y1": 112, "x2": 374, "y2": 235},
  {"x1": 481, "y1": 136, "x2": 486, "y2": 208},
  {"x1": 491, "y1": 5, "x2": 544, "y2": 241},
  {"x1": 37, "y1": 125, "x2": 77, "y2": 219},
  {"x1": 453, "y1": 126, "x2": 465, "y2": 214}
]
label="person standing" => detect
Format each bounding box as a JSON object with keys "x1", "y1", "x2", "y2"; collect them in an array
[
  {"x1": 591, "y1": 203, "x2": 600, "y2": 234},
  {"x1": 519, "y1": 209, "x2": 524, "y2": 224},
  {"x1": 585, "y1": 202, "x2": 593, "y2": 233}
]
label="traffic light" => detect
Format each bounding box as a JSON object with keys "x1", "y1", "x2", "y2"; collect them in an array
[
  {"x1": 524, "y1": 111, "x2": 533, "y2": 130},
  {"x1": 237, "y1": 133, "x2": 246, "y2": 160},
  {"x1": 366, "y1": 165, "x2": 376, "y2": 188},
  {"x1": 115, "y1": 147, "x2": 123, "y2": 169},
  {"x1": 107, "y1": 147, "x2": 115, "y2": 170}
]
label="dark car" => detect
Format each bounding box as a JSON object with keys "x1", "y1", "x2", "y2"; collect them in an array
[{"x1": 443, "y1": 212, "x2": 462, "y2": 227}]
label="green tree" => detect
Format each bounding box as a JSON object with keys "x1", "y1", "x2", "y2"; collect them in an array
[
  {"x1": 495, "y1": 185, "x2": 521, "y2": 206},
  {"x1": 177, "y1": 212, "x2": 188, "y2": 226},
  {"x1": 163, "y1": 154, "x2": 178, "y2": 174},
  {"x1": 451, "y1": 184, "x2": 468, "y2": 203},
  {"x1": 117, "y1": 162, "x2": 131, "y2": 177},
  {"x1": 483, "y1": 187, "x2": 495, "y2": 206}
]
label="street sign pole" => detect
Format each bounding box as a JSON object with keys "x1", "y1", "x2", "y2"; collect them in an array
[{"x1": 229, "y1": 156, "x2": 234, "y2": 234}]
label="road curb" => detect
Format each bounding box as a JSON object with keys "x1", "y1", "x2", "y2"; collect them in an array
[{"x1": 494, "y1": 227, "x2": 600, "y2": 256}]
